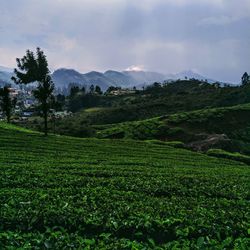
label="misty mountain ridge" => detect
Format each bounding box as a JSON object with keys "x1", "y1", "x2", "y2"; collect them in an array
[
  {"x1": 51, "y1": 68, "x2": 221, "y2": 91},
  {"x1": 0, "y1": 66, "x2": 13, "y2": 86},
  {"x1": 167, "y1": 70, "x2": 216, "y2": 83},
  {"x1": 0, "y1": 65, "x2": 228, "y2": 89}
]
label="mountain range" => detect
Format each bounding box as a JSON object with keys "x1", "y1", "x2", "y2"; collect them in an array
[
  {"x1": 0, "y1": 66, "x2": 222, "y2": 90},
  {"x1": 51, "y1": 68, "x2": 219, "y2": 91}
]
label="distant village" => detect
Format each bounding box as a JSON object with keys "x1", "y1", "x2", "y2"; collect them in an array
[
  {"x1": 0, "y1": 84, "x2": 137, "y2": 121},
  {"x1": 0, "y1": 86, "x2": 73, "y2": 121},
  {"x1": 0, "y1": 87, "x2": 33, "y2": 119}
]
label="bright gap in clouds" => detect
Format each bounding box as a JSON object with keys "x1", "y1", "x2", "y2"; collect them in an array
[{"x1": 125, "y1": 65, "x2": 145, "y2": 72}]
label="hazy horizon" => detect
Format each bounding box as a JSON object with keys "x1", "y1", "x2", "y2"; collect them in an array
[{"x1": 0, "y1": 0, "x2": 249, "y2": 83}]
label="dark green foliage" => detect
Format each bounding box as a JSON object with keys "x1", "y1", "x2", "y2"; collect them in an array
[
  {"x1": 62, "y1": 80, "x2": 250, "y2": 127},
  {"x1": 68, "y1": 85, "x2": 105, "y2": 112},
  {"x1": 0, "y1": 122, "x2": 249, "y2": 249},
  {"x1": 12, "y1": 48, "x2": 50, "y2": 84},
  {"x1": 68, "y1": 93, "x2": 103, "y2": 112},
  {"x1": 12, "y1": 50, "x2": 39, "y2": 84}
]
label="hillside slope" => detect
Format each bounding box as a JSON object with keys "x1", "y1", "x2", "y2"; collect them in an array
[
  {"x1": 60, "y1": 80, "x2": 246, "y2": 124},
  {"x1": 0, "y1": 122, "x2": 249, "y2": 249},
  {"x1": 96, "y1": 103, "x2": 250, "y2": 154}
]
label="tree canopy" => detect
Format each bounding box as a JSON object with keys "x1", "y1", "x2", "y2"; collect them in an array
[{"x1": 12, "y1": 47, "x2": 54, "y2": 135}]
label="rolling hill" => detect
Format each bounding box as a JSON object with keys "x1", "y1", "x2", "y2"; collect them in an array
[{"x1": 0, "y1": 122, "x2": 249, "y2": 248}]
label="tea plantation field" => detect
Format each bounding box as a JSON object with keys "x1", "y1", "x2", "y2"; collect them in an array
[{"x1": 0, "y1": 123, "x2": 249, "y2": 249}]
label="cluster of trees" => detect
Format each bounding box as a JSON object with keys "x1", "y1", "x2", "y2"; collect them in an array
[
  {"x1": 69, "y1": 84, "x2": 103, "y2": 97},
  {"x1": 67, "y1": 84, "x2": 104, "y2": 112}
]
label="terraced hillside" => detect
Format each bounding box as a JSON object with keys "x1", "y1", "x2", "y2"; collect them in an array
[{"x1": 0, "y1": 123, "x2": 249, "y2": 249}]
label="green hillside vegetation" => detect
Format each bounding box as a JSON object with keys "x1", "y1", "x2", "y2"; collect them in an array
[
  {"x1": 0, "y1": 122, "x2": 249, "y2": 249},
  {"x1": 62, "y1": 80, "x2": 249, "y2": 127},
  {"x1": 65, "y1": 80, "x2": 249, "y2": 120},
  {"x1": 96, "y1": 103, "x2": 250, "y2": 154},
  {"x1": 16, "y1": 80, "x2": 250, "y2": 137}
]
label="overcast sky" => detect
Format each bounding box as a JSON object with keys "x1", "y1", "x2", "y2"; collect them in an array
[{"x1": 0, "y1": 0, "x2": 249, "y2": 83}]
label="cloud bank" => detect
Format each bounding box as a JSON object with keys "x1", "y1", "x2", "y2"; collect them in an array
[{"x1": 0, "y1": 0, "x2": 249, "y2": 82}]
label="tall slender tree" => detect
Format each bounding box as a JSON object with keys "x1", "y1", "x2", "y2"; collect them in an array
[
  {"x1": 12, "y1": 47, "x2": 54, "y2": 135},
  {"x1": 0, "y1": 86, "x2": 15, "y2": 123}
]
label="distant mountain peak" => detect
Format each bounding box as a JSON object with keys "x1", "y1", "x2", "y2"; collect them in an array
[{"x1": 0, "y1": 65, "x2": 231, "y2": 90}]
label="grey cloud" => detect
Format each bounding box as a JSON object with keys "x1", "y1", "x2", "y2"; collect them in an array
[{"x1": 0, "y1": 0, "x2": 249, "y2": 83}]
